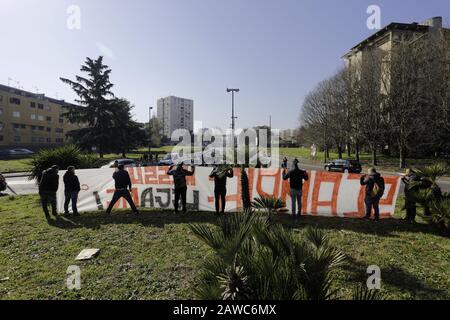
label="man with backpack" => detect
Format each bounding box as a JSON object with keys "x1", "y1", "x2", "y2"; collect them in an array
[
  {"x1": 39, "y1": 165, "x2": 60, "y2": 219},
  {"x1": 360, "y1": 168, "x2": 385, "y2": 222},
  {"x1": 282, "y1": 159, "x2": 309, "y2": 218}
]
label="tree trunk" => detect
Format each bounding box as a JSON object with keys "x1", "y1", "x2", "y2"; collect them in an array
[
  {"x1": 372, "y1": 146, "x2": 377, "y2": 166},
  {"x1": 347, "y1": 142, "x2": 351, "y2": 157},
  {"x1": 337, "y1": 143, "x2": 343, "y2": 159},
  {"x1": 122, "y1": 151, "x2": 126, "y2": 158},
  {"x1": 356, "y1": 144, "x2": 360, "y2": 162},
  {"x1": 399, "y1": 145, "x2": 406, "y2": 169}
]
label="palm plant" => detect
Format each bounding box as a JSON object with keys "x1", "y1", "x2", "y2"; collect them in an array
[
  {"x1": 352, "y1": 284, "x2": 385, "y2": 300},
  {"x1": 252, "y1": 196, "x2": 286, "y2": 221},
  {"x1": 190, "y1": 214, "x2": 347, "y2": 300}
]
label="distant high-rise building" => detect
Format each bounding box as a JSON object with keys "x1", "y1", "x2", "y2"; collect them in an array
[{"x1": 157, "y1": 96, "x2": 194, "y2": 138}]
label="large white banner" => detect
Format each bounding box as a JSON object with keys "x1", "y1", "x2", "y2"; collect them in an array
[{"x1": 57, "y1": 167, "x2": 401, "y2": 218}]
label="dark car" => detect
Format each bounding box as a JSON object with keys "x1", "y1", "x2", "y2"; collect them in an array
[{"x1": 324, "y1": 159, "x2": 362, "y2": 173}]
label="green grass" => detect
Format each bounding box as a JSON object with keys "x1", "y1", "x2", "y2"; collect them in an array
[{"x1": 0, "y1": 195, "x2": 448, "y2": 300}]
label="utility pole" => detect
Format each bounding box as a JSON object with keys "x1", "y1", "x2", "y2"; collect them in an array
[{"x1": 226, "y1": 88, "x2": 239, "y2": 164}]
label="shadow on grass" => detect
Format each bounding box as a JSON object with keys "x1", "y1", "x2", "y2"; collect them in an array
[
  {"x1": 46, "y1": 209, "x2": 449, "y2": 238},
  {"x1": 47, "y1": 209, "x2": 219, "y2": 230},
  {"x1": 342, "y1": 255, "x2": 449, "y2": 300},
  {"x1": 276, "y1": 214, "x2": 449, "y2": 238}
]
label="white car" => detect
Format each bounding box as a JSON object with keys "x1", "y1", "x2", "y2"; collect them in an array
[{"x1": 101, "y1": 159, "x2": 136, "y2": 169}]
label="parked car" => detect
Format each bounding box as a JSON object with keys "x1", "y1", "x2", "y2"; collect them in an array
[
  {"x1": 101, "y1": 159, "x2": 136, "y2": 169},
  {"x1": 324, "y1": 159, "x2": 362, "y2": 173},
  {"x1": 0, "y1": 148, "x2": 35, "y2": 159}
]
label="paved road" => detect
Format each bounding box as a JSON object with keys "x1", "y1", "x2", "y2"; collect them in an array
[{"x1": 3, "y1": 166, "x2": 450, "y2": 195}]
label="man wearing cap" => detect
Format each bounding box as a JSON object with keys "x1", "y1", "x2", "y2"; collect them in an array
[{"x1": 39, "y1": 165, "x2": 60, "y2": 219}]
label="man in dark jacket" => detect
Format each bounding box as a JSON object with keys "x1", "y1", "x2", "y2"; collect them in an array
[
  {"x1": 402, "y1": 168, "x2": 419, "y2": 223},
  {"x1": 39, "y1": 165, "x2": 59, "y2": 218},
  {"x1": 106, "y1": 164, "x2": 139, "y2": 215},
  {"x1": 167, "y1": 163, "x2": 195, "y2": 214},
  {"x1": 209, "y1": 165, "x2": 234, "y2": 214},
  {"x1": 282, "y1": 159, "x2": 309, "y2": 218},
  {"x1": 63, "y1": 166, "x2": 81, "y2": 216},
  {"x1": 360, "y1": 168, "x2": 385, "y2": 222}
]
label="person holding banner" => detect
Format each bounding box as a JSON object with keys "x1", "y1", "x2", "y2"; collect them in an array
[
  {"x1": 63, "y1": 166, "x2": 81, "y2": 216},
  {"x1": 282, "y1": 159, "x2": 309, "y2": 218},
  {"x1": 209, "y1": 165, "x2": 234, "y2": 215},
  {"x1": 360, "y1": 168, "x2": 385, "y2": 222},
  {"x1": 39, "y1": 165, "x2": 60, "y2": 219},
  {"x1": 167, "y1": 163, "x2": 195, "y2": 214},
  {"x1": 106, "y1": 164, "x2": 139, "y2": 215}
]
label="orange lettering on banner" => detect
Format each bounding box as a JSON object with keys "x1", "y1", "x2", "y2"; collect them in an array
[
  {"x1": 343, "y1": 174, "x2": 365, "y2": 217},
  {"x1": 311, "y1": 172, "x2": 342, "y2": 216},
  {"x1": 256, "y1": 168, "x2": 281, "y2": 198},
  {"x1": 158, "y1": 166, "x2": 172, "y2": 185},
  {"x1": 144, "y1": 166, "x2": 158, "y2": 184},
  {"x1": 128, "y1": 168, "x2": 143, "y2": 185}
]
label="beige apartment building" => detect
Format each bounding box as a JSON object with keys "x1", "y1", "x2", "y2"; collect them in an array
[
  {"x1": 343, "y1": 16, "x2": 450, "y2": 70},
  {"x1": 0, "y1": 84, "x2": 80, "y2": 150}
]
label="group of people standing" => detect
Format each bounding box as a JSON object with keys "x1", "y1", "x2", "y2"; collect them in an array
[{"x1": 38, "y1": 159, "x2": 420, "y2": 223}]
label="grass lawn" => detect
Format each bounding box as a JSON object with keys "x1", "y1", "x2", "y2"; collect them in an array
[{"x1": 0, "y1": 195, "x2": 448, "y2": 300}]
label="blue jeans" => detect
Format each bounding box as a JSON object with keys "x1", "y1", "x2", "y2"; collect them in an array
[
  {"x1": 290, "y1": 188, "x2": 303, "y2": 216},
  {"x1": 64, "y1": 191, "x2": 79, "y2": 214},
  {"x1": 365, "y1": 197, "x2": 380, "y2": 221}
]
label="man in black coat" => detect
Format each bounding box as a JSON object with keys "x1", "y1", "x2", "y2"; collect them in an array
[
  {"x1": 360, "y1": 168, "x2": 385, "y2": 222},
  {"x1": 106, "y1": 164, "x2": 139, "y2": 215},
  {"x1": 63, "y1": 166, "x2": 81, "y2": 216},
  {"x1": 282, "y1": 159, "x2": 309, "y2": 218},
  {"x1": 209, "y1": 165, "x2": 234, "y2": 214},
  {"x1": 39, "y1": 165, "x2": 59, "y2": 219},
  {"x1": 167, "y1": 163, "x2": 195, "y2": 214}
]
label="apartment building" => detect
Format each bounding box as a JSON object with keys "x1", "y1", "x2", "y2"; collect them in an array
[
  {"x1": 156, "y1": 96, "x2": 194, "y2": 138},
  {"x1": 0, "y1": 84, "x2": 80, "y2": 150},
  {"x1": 343, "y1": 16, "x2": 450, "y2": 71}
]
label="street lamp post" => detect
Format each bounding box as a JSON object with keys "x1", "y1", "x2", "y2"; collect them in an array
[
  {"x1": 148, "y1": 106, "x2": 153, "y2": 154},
  {"x1": 226, "y1": 88, "x2": 239, "y2": 164}
]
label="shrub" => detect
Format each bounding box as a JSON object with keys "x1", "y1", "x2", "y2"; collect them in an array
[{"x1": 30, "y1": 145, "x2": 99, "y2": 181}]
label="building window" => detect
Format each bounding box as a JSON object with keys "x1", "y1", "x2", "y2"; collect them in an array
[
  {"x1": 45, "y1": 105, "x2": 51, "y2": 111},
  {"x1": 0, "y1": 95, "x2": 3, "y2": 102},
  {"x1": 38, "y1": 137, "x2": 45, "y2": 143},
  {"x1": 59, "y1": 118, "x2": 64, "y2": 123},
  {"x1": 31, "y1": 125, "x2": 37, "y2": 131},
  {"x1": 20, "y1": 124, "x2": 26, "y2": 129},
  {"x1": 55, "y1": 128, "x2": 64, "y2": 133},
  {"x1": 46, "y1": 138, "x2": 51, "y2": 143},
  {"x1": 46, "y1": 116, "x2": 52, "y2": 121},
  {"x1": 56, "y1": 138, "x2": 63, "y2": 143},
  {"x1": 0, "y1": 123, "x2": 3, "y2": 131},
  {"x1": 30, "y1": 102, "x2": 36, "y2": 108},
  {"x1": 0, "y1": 108, "x2": 3, "y2": 116},
  {"x1": 38, "y1": 103, "x2": 44, "y2": 109},
  {"x1": 46, "y1": 127, "x2": 51, "y2": 132},
  {"x1": 30, "y1": 114, "x2": 36, "y2": 120},
  {"x1": 10, "y1": 97, "x2": 21, "y2": 105},
  {"x1": 13, "y1": 111, "x2": 20, "y2": 118},
  {"x1": 38, "y1": 126, "x2": 44, "y2": 131},
  {"x1": 31, "y1": 137, "x2": 38, "y2": 143},
  {"x1": 13, "y1": 136, "x2": 21, "y2": 142},
  {"x1": 0, "y1": 136, "x2": 3, "y2": 141},
  {"x1": 38, "y1": 115, "x2": 44, "y2": 121}
]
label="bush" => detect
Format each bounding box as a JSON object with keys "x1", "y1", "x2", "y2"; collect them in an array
[{"x1": 30, "y1": 145, "x2": 99, "y2": 181}]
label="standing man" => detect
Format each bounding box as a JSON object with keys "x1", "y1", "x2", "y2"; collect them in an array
[
  {"x1": 282, "y1": 159, "x2": 309, "y2": 218},
  {"x1": 63, "y1": 166, "x2": 81, "y2": 216},
  {"x1": 360, "y1": 168, "x2": 385, "y2": 222},
  {"x1": 106, "y1": 164, "x2": 139, "y2": 215},
  {"x1": 39, "y1": 165, "x2": 59, "y2": 219},
  {"x1": 209, "y1": 165, "x2": 234, "y2": 214},
  {"x1": 167, "y1": 163, "x2": 195, "y2": 214},
  {"x1": 402, "y1": 168, "x2": 418, "y2": 223}
]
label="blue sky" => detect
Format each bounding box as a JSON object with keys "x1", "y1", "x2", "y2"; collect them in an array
[{"x1": 1, "y1": 0, "x2": 449, "y2": 130}]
